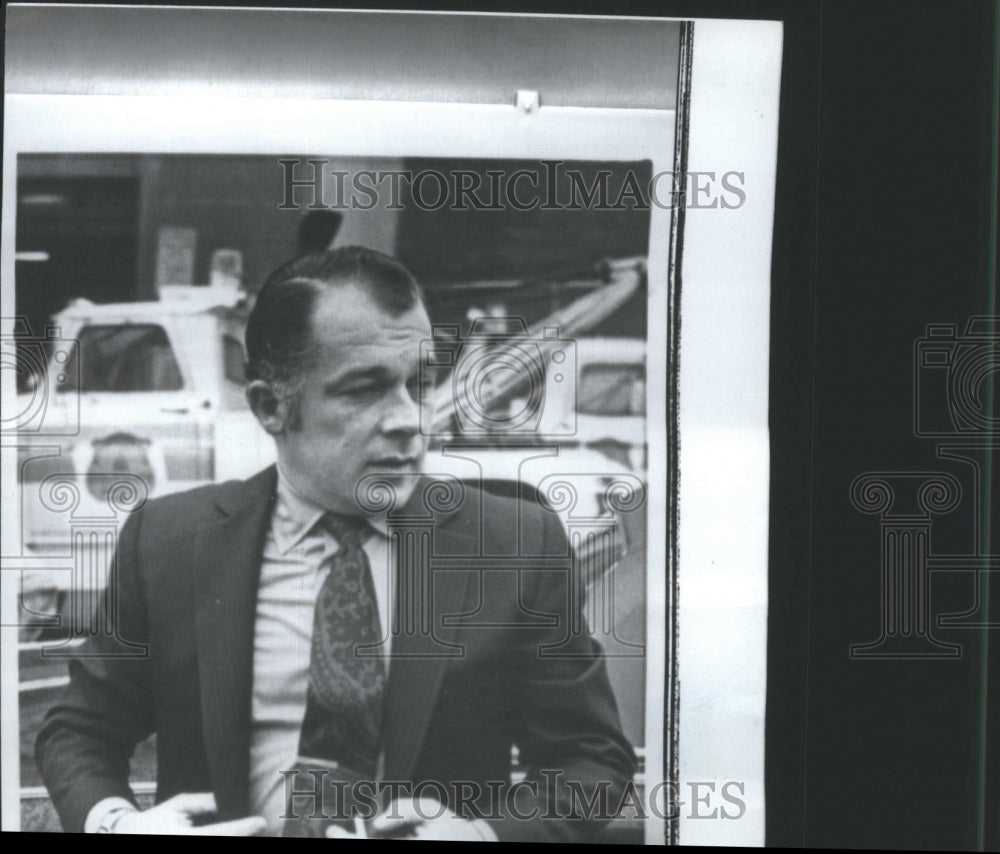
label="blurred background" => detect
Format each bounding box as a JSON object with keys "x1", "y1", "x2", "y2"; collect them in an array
[{"x1": 14, "y1": 153, "x2": 650, "y2": 349}]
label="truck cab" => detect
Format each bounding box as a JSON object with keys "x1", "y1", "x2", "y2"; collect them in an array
[{"x1": 17, "y1": 285, "x2": 272, "y2": 556}]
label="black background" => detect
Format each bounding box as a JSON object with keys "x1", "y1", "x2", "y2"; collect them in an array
[{"x1": 758, "y1": 2, "x2": 997, "y2": 848}]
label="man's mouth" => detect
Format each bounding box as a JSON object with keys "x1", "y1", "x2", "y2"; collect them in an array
[{"x1": 368, "y1": 457, "x2": 417, "y2": 469}]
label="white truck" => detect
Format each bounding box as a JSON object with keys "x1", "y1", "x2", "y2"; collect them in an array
[{"x1": 16, "y1": 285, "x2": 273, "y2": 557}]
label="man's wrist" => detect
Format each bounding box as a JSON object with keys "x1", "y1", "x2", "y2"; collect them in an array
[
  {"x1": 85, "y1": 797, "x2": 138, "y2": 833},
  {"x1": 99, "y1": 806, "x2": 136, "y2": 833}
]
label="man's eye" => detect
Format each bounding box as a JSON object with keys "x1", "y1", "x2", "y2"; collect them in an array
[
  {"x1": 408, "y1": 378, "x2": 433, "y2": 401},
  {"x1": 340, "y1": 384, "x2": 379, "y2": 398}
]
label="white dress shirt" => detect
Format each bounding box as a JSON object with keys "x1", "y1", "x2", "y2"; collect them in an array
[{"x1": 248, "y1": 468, "x2": 393, "y2": 835}]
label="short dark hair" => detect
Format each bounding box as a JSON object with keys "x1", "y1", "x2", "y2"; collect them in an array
[{"x1": 245, "y1": 245, "x2": 425, "y2": 385}]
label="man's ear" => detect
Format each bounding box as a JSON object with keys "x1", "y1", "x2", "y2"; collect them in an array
[{"x1": 246, "y1": 380, "x2": 291, "y2": 435}]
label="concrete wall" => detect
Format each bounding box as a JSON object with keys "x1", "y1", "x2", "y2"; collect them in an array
[
  {"x1": 136, "y1": 154, "x2": 403, "y2": 295},
  {"x1": 16, "y1": 153, "x2": 405, "y2": 301}
]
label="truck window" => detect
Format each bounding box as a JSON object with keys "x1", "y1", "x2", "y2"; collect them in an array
[
  {"x1": 220, "y1": 334, "x2": 248, "y2": 411},
  {"x1": 578, "y1": 363, "x2": 645, "y2": 417},
  {"x1": 223, "y1": 335, "x2": 246, "y2": 384},
  {"x1": 59, "y1": 324, "x2": 183, "y2": 392}
]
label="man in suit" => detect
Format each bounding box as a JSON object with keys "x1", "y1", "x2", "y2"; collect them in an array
[{"x1": 36, "y1": 246, "x2": 636, "y2": 840}]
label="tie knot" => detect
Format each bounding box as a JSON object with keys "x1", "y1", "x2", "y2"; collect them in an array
[{"x1": 319, "y1": 512, "x2": 372, "y2": 550}]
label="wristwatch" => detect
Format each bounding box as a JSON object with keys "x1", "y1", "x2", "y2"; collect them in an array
[{"x1": 97, "y1": 806, "x2": 136, "y2": 834}]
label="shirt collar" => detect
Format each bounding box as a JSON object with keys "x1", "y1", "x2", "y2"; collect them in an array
[{"x1": 273, "y1": 464, "x2": 388, "y2": 556}]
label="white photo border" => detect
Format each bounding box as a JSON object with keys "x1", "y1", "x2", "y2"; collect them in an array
[{"x1": 1, "y1": 91, "x2": 674, "y2": 843}]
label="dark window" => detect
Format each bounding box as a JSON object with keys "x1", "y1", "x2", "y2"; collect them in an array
[
  {"x1": 15, "y1": 174, "x2": 140, "y2": 393},
  {"x1": 578, "y1": 363, "x2": 645, "y2": 416},
  {"x1": 60, "y1": 324, "x2": 183, "y2": 392}
]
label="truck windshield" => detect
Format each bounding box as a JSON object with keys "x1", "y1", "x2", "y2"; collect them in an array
[{"x1": 59, "y1": 323, "x2": 184, "y2": 392}]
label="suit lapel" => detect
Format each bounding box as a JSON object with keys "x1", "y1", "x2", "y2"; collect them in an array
[
  {"x1": 192, "y1": 468, "x2": 479, "y2": 803},
  {"x1": 381, "y1": 480, "x2": 479, "y2": 783},
  {"x1": 193, "y1": 465, "x2": 277, "y2": 818}
]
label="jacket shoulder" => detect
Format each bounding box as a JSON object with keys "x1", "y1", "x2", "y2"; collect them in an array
[
  {"x1": 442, "y1": 481, "x2": 561, "y2": 553},
  {"x1": 131, "y1": 465, "x2": 276, "y2": 532}
]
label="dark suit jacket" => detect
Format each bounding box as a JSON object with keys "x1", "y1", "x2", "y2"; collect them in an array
[{"x1": 36, "y1": 465, "x2": 636, "y2": 841}]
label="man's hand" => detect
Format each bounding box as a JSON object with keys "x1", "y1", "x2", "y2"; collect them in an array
[
  {"x1": 324, "y1": 796, "x2": 497, "y2": 842},
  {"x1": 112, "y1": 793, "x2": 267, "y2": 835}
]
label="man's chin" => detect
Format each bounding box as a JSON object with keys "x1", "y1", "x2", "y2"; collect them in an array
[{"x1": 354, "y1": 462, "x2": 423, "y2": 510}]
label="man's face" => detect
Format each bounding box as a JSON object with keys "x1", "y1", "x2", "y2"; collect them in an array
[{"x1": 276, "y1": 280, "x2": 434, "y2": 515}]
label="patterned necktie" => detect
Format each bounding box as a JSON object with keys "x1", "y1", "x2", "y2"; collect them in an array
[{"x1": 284, "y1": 512, "x2": 384, "y2": 836}]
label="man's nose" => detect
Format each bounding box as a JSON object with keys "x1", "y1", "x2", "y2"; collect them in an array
[{"x1": 379, "y1": 384, "x2": 422, "y2": 438}]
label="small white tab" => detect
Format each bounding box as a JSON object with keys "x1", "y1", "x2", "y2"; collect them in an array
[{"x1": 515, "y1": 89, "x2": 540, "y2": 113}]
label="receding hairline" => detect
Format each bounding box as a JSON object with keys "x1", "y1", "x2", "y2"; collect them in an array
[
  {"x1": 293, "y1": 272, "x2": 430, "y2": 351},
  {"x1": 244, "y1": 248, "x2": 429, "y2": 386},
  {"x1": 291, "y1": 273, "x2": 427, "y2": 316}
]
